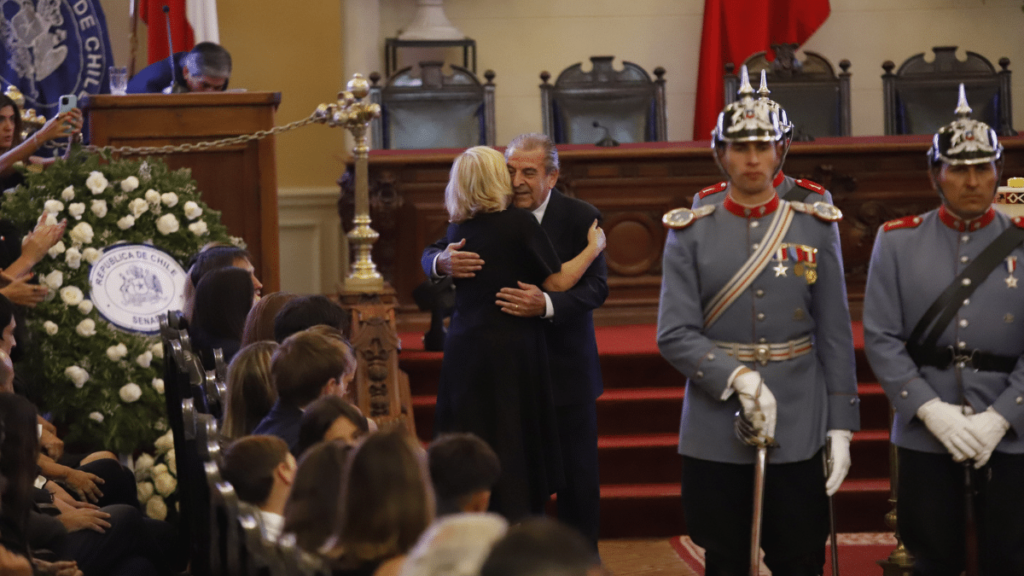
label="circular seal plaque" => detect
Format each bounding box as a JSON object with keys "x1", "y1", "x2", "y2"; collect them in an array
[{"x1": 88, "y1": 244, "x2": 187, "y2": 334}]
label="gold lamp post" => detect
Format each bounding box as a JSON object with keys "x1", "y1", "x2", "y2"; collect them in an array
[{"x1": 314, "y1": 73, "x2": 383, "y2": 293}]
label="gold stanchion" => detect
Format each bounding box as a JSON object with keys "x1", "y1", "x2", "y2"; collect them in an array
[{"x1": 878, "y1": 406, "x2": 914, "y2": 575}]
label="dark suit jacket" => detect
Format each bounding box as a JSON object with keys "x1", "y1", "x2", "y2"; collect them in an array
[
  {"x1": 422, "y1": 190, "x2": 608, "y2": 405},
  {"x1": 251, "y1": 400, "x2": 303, "y2": 455},
  {"x1": 127, "y1": 52, "x2": 187, "y2": 94}
]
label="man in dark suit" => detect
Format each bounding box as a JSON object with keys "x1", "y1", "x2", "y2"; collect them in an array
[
  {"x1": 421, "y1": 133, "x2": 607, "y2": 548},
  {"x1": 127, "y1": 42, "x2": 231, "y2": 94}
]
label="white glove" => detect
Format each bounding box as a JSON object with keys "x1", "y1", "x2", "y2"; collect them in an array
[
  {"x1": 825, "y1": 430, "x2": 852, "y2": 496},
  {"x1": 916, "y1": 399, "x2": 984, "y2": 462},
  {"x1": 732, "y1": 371, "x2": 777, "y2": 441},
  {"x1": 966, "y1": 408, "x2": 1010, "y2": 468}
]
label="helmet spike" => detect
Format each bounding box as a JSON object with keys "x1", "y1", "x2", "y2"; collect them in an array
[
  {"x1": 757, "y1": 69, "x2": 770, "y2": 99},
  {"x1": 955, "y1": 83, "x2": 973, "y2": 118},
  {"x1": 737, "y1": 65, "x2": 755, "y2": 100}
]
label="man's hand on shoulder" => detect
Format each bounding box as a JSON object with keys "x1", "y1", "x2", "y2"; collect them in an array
[
  {"x1": 437, "y1": 238, "x2": 484, "y2": 278},
  {"x1": 497, "y1": 282, "x2": 546, "y2": 317}
]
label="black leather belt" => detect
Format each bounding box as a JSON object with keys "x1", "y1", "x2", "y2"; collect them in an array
[{"x1": 907, "y1": 345, "x2": 1017, "y2": 373}]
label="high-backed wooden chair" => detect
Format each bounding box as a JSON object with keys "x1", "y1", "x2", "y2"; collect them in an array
[
  {"x1": 369, "y1": 61, "x2": 496, "y2": 150},
  {"x1": 882, "y1": 46, "x2": 1015, "y2": 136},
  {"x1": 724, "y1": 44, "x2": 851, "y2": 140},
  {"x1": 540, "y1": 56, "x2": 667, "y2": 145}
]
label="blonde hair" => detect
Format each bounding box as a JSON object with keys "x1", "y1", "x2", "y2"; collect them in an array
[
  {"x1": 445, "y1": 146, "x2": 512, "y2": 223},
  {"x1": 222, "y1": 341, "x2": 278, "y2": 440}
]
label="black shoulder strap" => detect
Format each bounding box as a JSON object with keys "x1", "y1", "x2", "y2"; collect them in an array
[
  {"x1": 782, "y1": 187, "x2": 812, "y2": 202},
  {"x1": 908, "y1": 225, "x2": 1024, "y2": 350}
]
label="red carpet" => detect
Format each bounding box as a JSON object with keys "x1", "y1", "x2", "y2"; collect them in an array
[{"x1": 670, "y1": 533, "x2": 897, "y2": 575}]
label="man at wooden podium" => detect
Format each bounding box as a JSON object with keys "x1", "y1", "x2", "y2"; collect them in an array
[{"x1": 127, "y1": 42, "x2": 232, "y2": 94}]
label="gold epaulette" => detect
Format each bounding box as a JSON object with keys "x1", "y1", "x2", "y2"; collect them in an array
[
  {"x1": 663, "y1": 205, "x2": 715, "y2": 229},
  {"x1": 790, "y1": 201, "x2": 842, "y2": 222}
]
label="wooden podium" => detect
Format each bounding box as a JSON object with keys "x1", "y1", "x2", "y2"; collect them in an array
[{"x1": 81, "y1": 92, "x2": 282, "y2": 292}]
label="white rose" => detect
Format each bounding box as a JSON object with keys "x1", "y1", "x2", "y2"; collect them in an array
[
  {"x1": 64, "y1": 248, "x2": 81, "y2": 269},
  {"x1": 43, "y1": 270, "x2": 63, "y2": 289},
  {"x1": 167, "y1": 451, "x2": 176, "y2": 476},
  {"x1": 145, "y1": 495, "x2": 167, "y2": 521},
  {"x1": 64, "y1": 366, "x2": 89, "y2": 388},
  {"x1": 59, "y1": 286, "x2": 83, "y2": 306},
  {"x1": 69, "y1": 222, "x2": 94, "y2": 245},
  {"x1": 106, "y1": 343, "x2": 128, "y2": 361},
  {"x1": 43, "y1": 199, "x2": 64, "y2": 214},
  {"x1": 86, "y1": 171, "x2": 109, "y2": 195},
  {"x1": 154, "y1": 472, "x2": 177, "y2": 497},
  {"x1": 151, "y1": 377, "x2": 164, "y2": 394},
  {"x1": 43, "y1": 321, "x2": 58, "y2": 335},
  {"x1": 156, "y1": 214, "x2": 179, "y2": 235},
  {"x1": 144, "y1": 189, "x2": 161, "y2": 204},
  {"x1": 60, "y1": 186, "x2": 75, "y2": 201},
  {"x1": 42, "y1": 213, "x2": 58, "y2": 226},
  {"x1": 76, "y1": 319, "x2": 96, "y2": 337},
  {"x1": 154, "y1": 419, "x2": 167, "y2": 431},
  {"x1": 78, "y1": 299, "x2": 93, "y2": 314},
  {"x1": 150, "y1": 342, "x2": 164, "y2": 359},
  {"x1": 160, "y1": 192, "x2": 178, "y2": 207},
  {"x1": 136, "y1": 351, "x2": 153, "y2": 368},
  {"x1": 183, "y1": 201, "x2": 202, "y2": 220},
  {"x1": 137, "y1": 481, "x2": 154, "y2": 504},
  {"x1": 121, "y1": 176, "x2": 140, "y2": 192},
  {"x1": 128, "y1": 198, "x2": 149, "y2": 218},
  {"x1": 119, "y1": 382, "x2": 142, "y2": 403},
  {"x1": 116, "y1": 215, "x2": 135, "y2": 230},
  {"x1": 153, "y1": 463, "x2": 168, "y2": 476},
  {"x1": 155, "y1": 430, "x2": 174, "y2": 455},
  {"x1": 67, "y1": 202, "x2": 85, "y2": 220},
  {"x1": 90, "y1": 199, "x2": 107, "y2": 218},
  {"x1": 188, "y1": 221, "x2": 208, "y2": 236},
  {"x1": 89, "y1": 411, "x2": 104, "y2": 423},
  {"x1": 134, "y1": 453, "x2": 155, "y2": 479},
  {"x1": 47, "y1": 240, "x2": 65, "y2": 259},
  {"x1": 82, "y1": 247, "x2": 101, "y2": 264}
]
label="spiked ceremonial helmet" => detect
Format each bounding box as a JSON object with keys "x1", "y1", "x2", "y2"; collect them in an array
[
  {"x1": 711, "y1": 67, "x2": 793, "y2": 145},
  {"x1": 928, "y1": 84, "x2": 1003, "y2": 166}
]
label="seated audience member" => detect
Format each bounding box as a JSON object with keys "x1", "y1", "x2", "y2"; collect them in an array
[
  {"x1": 241, "y1": 291, "x2": 298, "y2": 346},
  {"x1": 480, "y1": 518, "x2": 602, "y2": 576},
  {"x1": 253, "y1": 331, "x2": 355, "y2": 453},
  {"x1": 0, "y1": 393, "x2": 180, "y2": 576},
  {"x1": 127, "y1": 42, "x2": 232, "y2": 94},
  {"x1": 222, "y1": 341, "x2": 279, "y2": 440},
  {"x1": 1, "y1": 93, "x2": 82, "y2": 178},
  {"x1": 183, "y1": 245, "x2": 262, "y2": 322},
  {"x1": 324, "y1": 429, "x2": 434, "y2": 576},
  {"x1": 281, "y1": 440, "x2": 353, "y2": 553},
  {"x1": 295, "y1": 396, "x2": 368, "y2": 456},
  {"x1": 427, "y1": 434, "x2": 501, "y2": 517},
  {"x1": 190, "y1": 267, "x2": 254, "y2": 368},
  {"x1": 399, "y1": 513, "x2": 508, "y2": 576},
  {"x1": 273, "y1": 295, "x2": 348, "y2": 342},
  {"x1": 220, "y1": 435, "x2": 296, "y2": 542}
]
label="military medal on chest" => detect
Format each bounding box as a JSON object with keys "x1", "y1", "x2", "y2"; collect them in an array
[
  {"x1": 1006, "y1": 256, "x2": 1018, "y2": 289},
  {"x1": 771, "y1": 244, "x2": 817, "y2": 284}
]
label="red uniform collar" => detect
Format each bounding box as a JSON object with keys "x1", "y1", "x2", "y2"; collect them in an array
[
  {"x1": 723, "y1": 192, "x2": 780, "y2": 218},
  {"x1": 938, "y1": 205, "x2": 996, "y2": 232},
  {"x1": 772, "y1": 172, "x2": 786, "y2": 188}
]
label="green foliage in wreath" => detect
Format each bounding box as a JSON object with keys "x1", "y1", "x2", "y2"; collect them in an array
[{"x1": 1, "y1": 148, "x2": 235, "y2": 455}]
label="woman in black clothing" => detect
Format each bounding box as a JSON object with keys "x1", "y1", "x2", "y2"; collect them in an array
[{"x1": 190, "y1": 266, "x2": 255, "y2": 368}]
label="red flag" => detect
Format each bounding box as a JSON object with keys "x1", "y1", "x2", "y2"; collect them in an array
[
  {"x1": 692, "y1": 0, "x2": 831, "y2": 140},
  {"x1": 140, "y1": 0, "x2": 195, "y2": 65}
]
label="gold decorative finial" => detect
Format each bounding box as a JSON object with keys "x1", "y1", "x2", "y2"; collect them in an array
[
  {"x1": 757, "y1": 69, "x2": 771, "y2": 99},
  {"x1": 314, "y1": 74, "x2": 384, "y2": 292},
  {"x1": 737, "y1": 65, "x2": 755, "y2": 100},
  {"x1": 955, "y1": 83, "x2": 972, "y2": 119}
]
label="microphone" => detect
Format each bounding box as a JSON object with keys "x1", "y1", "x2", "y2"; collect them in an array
[
  {"x1": 163, "y1": 5, "x2": 188, "y2": 93},
  {"x1": 592, "y1": 121, "x2": 620, "y2": 147}
]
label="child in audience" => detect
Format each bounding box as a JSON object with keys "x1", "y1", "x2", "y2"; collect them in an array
[
  {"x1": 324, "y1": 429, "x2": 434, "y2": 576},
  {"x1": 281, "y1": 440, "x2": 353, "y2": 553},
  {"x1": 427, "y1": 433, "x2": 501, "y2": 517},
  {"x1": 222, "y1": 341, "x2": 278, "y2": 440},
  {"x1": 295, "y1": 396, "x2": 368, "y2": 456},
  {"x1": 220, "y1": 435, "x2": 296, "y2": 542}
]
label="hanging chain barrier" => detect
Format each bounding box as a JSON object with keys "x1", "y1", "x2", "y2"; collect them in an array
[{"x1": 61, "y1": 111, "x2": 322, "y2": 156}]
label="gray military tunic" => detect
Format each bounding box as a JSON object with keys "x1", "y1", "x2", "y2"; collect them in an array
[
  {"x1": 863, "y1": 206, "x2": 1024, "y2": 454},
  {"x1": 658, "y1": 191, "x2": 860, "y2": 465}
]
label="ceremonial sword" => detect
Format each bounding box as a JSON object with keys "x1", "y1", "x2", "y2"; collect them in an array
[
  {"x1": 823, "y1": 435, "x2": 840, "y2": 576},
  {"x1": 735, "y1": 404, "x2": 776, "y2": 576}
]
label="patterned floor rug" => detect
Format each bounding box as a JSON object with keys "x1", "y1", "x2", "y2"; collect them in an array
[{"x1": 670, "y1": 533, "x2": 899, "y2": 575}]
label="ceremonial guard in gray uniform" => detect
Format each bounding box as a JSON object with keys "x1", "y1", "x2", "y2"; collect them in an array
[
  {"x1": 657, "y1": 68, "x2": 859, "y2": 575},
  {"x1": 863, "y1": 86, "x2": 1024, "y2": 575}
]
